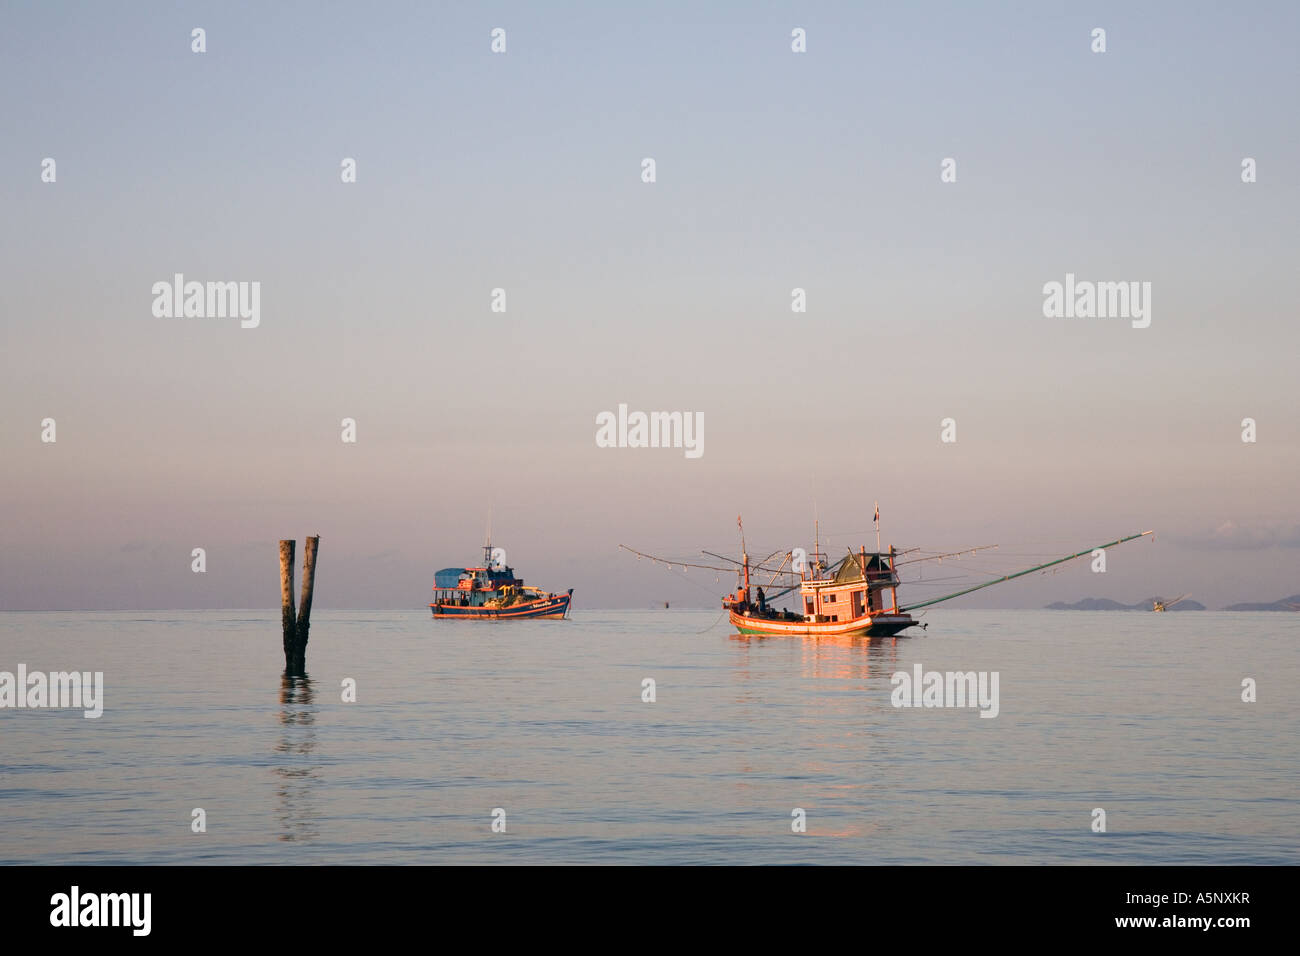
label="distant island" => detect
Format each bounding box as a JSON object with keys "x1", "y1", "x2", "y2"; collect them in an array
[
  {"x1": 1223, "y1": 594, "x2": 1300, "y2": 612},
  {"x1": 1046, "y1": 597, "x2": 1206, "y2": 611},
  {"x1": 1047, "y1": 594, "x2": 1300, "y2": 611}
]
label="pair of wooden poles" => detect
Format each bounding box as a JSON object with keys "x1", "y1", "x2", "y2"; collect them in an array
[{"x1": 279, "y1": 537, "x2": 319, "y2": 674}]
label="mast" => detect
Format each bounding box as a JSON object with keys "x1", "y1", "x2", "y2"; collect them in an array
[
  {"x1": 738, "y1": 514, "x2": 750, "y2": 603},
  {"x1": 899, "y1": 531, "x2": 1154, "y2": 612},
  {"x1": 888, "y1": 544, "x2": 898, "y2": 613},
  {"x1": 814, "y1": 517, "x2": 820, "y2": 577},
  {"x1": 812, "y1": 496, "x2": 823, "y2": 578},
  {"x1": 857, "y1": 545, "x2": 871, "y2": 613},
  {"x1": 875, "y1": 500, "x2": 881, "y2": 557}
]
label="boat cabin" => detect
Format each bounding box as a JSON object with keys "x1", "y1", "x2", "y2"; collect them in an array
[
  {"x1": 723, "y1": 545, "x2": 902, "y2": 624},
  {"x1": 799, "y1": 549, "x2": 900, "y2": 623},
  {"x1": 431, "y1": 563, "x2": 523, "y2": 608}
]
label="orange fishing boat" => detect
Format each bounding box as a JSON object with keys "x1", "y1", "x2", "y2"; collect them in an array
[
  {"x1": 725, "y1": 543, "x2": 918, "y2": 638},
  {"x1": 623, "y1": 509, "x2": 1152, "y2": 640}
]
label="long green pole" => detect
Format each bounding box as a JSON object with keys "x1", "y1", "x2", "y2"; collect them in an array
[{"x1": 898, "y1": 531, "x2": 1153, "y2": 612}]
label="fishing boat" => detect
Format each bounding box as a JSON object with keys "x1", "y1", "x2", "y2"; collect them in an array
[
  {"x1": 727, "y1": 542, "x2": 919, "y2": 638},
  {"x1": 622, "y1": 509, "x2": 1153, "y2": 639},
  {"x1": 430, "y1": 540, "x2": 573, "y2": 620},
  {"x1": 1152, "y1": 593, "x2": 1190, "y2": 612}
]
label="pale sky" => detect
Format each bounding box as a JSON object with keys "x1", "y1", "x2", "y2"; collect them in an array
[{"x1": 2, "y1": 2, "x2": 1298, "y2": 609}]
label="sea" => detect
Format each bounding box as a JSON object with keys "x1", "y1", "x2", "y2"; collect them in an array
[{"x1": 1, "y1": 609, "x2": 1296, "y2": 865}]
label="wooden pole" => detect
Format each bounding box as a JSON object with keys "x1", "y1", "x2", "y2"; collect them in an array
[
  {"x1": 294, "y1": 535, "x2": 320, "y2": 672},
  {"x1": 280, "y1": 539, "x2": 297, "y2": 670}
]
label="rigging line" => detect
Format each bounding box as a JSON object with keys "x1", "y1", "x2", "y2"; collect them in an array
[
  {"x1": 915, "y1": 561, "x2": 1025, "y2": 578},
  {"x1": 654, "y1": 561, "x2": 730, "y2": 597},
  {"x1": 618, "y1": 547, "x2": 734, "y2": 600},
  {"x1": 1002, "y1": 555, "x2": 1107, "y2": 561},
  {"x1": 703, "y1": 548, "x2": 805, "y2": 578},
  {"x1": 894, "y1": 544, "x2": 999, "y2": 567},
  {"x1": 618, "y1": 545, "x2": 735, "y2": 574},
  {"x1": 620, "y1": 545, "x2": 795, "y2": 579},
  {"x1": 702, "y1": 550, "x2": 742, "y2": 565},
  {"x1": 899, "y1": 531, "x2": 1153, "y2": 612},
  {"x1": 696, "y1": 607, "x2": 730, "y2": 634},
  {"x1": 762, "y1": 551, "x2": 792, "y2": 588}
]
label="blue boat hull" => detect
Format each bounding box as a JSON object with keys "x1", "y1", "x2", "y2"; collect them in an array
[{"x1": 431, "y1": 589, "x2": 572, "y2": 620}]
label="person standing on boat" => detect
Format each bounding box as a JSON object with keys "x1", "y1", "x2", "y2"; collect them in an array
[{"x1": 757, "y1": 586, "x2": 767, "y2": 612}]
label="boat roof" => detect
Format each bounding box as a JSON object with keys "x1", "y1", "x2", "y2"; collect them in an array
[
  {"x1": 797, "y1": 553, "x2": 897, "y2": 592},
  {"x1": 831, "y1": 553, "x2": 893, "y2": 583}
]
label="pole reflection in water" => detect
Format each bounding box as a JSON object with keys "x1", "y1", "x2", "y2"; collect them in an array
[{"x1": 275, "y1": 672, "x2": 320, "y2": 842}]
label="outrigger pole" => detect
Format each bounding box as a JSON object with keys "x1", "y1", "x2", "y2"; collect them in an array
[
  {"x1": 617, "y1": 546, "x2": 787, "y2": 576},
  {"x1": 898, "y1": 531, "x2": 1153, "y2": 612}
]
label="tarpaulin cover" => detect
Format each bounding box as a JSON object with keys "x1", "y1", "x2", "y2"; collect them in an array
[{"x1": 434, "y1": 568, "x2": 466, "y2": 588}]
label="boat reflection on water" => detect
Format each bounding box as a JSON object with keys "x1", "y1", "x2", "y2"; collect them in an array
[
  {"x1": 275, "y1": 673, "x2": 320, "y2": 843},
  {"x1": 723, "y1": 627, "x2": 902, "y2": 835},
  {"x1": 729, "y1": 628, "x2": 904, "y2": 683}
]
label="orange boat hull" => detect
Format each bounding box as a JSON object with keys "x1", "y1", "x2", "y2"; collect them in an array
[{"x1": 729, "y1": 609, "x2": 916, "y2": 638}]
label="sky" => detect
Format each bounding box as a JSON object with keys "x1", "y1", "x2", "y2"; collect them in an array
[{"x1": 2, "y1": 1, "x2": 1298, "y2": 610}]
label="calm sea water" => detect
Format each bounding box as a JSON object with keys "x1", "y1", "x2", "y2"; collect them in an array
[{"x1": 1, "y1": 609, "x2": 1296, "y2": 865}]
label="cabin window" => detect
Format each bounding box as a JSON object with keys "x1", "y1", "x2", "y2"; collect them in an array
[{"x1": 826, "y1": 594, "x2": 836, "y2": 602}]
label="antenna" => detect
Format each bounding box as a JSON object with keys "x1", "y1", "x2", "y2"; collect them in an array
[
  {"x1": 812, "y1": 495, "x2": 825, "y2": 576},
  {"x1": 737, "y1": 514, "x2": 750, "y2": 600}
]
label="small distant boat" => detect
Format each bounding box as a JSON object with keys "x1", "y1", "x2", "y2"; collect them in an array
[
  {"x1": 1153, "y1": 593, "x2": 1191, "y2": 612},
  {"x1": 430, "y1": 539, "x2": 572, "y2": 620}
]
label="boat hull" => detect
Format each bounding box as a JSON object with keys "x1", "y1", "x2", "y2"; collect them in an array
[
  {"x1": 431, "y1": 590, "x2": 572, "y2": 620},
  {"x1": 729, "y1": 609, "x2": 915, "y2": 638}
]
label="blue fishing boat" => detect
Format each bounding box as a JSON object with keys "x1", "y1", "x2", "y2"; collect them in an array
[{"x1": 430, "y1": 540, "x2": 573, "y2": 620}]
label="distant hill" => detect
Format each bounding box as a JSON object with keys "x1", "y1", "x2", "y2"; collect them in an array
[
  {"x1": 1046, "y1": 597, "x2": 1206, "y2": 611},
  {"x1": 1223, "y1": 594, "x2": 1300, "y2": 612},
  {"x1": 1046, "y1": 598, "x2": 1132, "y2": 611}
]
